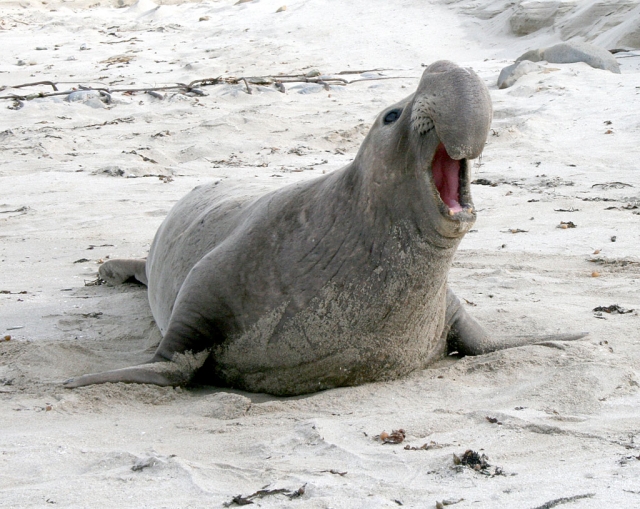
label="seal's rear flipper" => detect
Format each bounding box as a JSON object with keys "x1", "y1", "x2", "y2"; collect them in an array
[
  {"x1": 64, "y1": 350, "x2": 210, "y2": 388},
  {"x1": 64, "y1": 362, "x2": 183, "y2": 388},
  {"x1": 452, "y1": 331, "x2": 589, "y2": 356},
  {"x1": 99, "y1": 259, "x2": 148, "y2": 286},
  {"x1": 444, "y1": 288, "x2": 588, "y2": 356}
]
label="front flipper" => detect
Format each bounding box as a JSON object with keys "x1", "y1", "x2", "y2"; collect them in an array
[
  {"x1": 444, "y1": 288, "x2": 588, "y2": 356},
  {"x1": 63, "y1": 349, "x2": 210, "y2": 388},
  {"x1": 99, "y1": 258, "x2": 148, "y2": 286}
]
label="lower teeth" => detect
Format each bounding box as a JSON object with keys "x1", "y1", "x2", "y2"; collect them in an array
[{"x1": 448, "y1": 206, "x2": 473, "y2": 216}]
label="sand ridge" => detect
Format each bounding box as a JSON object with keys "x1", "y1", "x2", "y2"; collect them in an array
[{"x1": 1, "y1": 0, "x2": 639, "y2": 507}]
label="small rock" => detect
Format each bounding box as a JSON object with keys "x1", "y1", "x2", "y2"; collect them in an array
[
  {"x1": 510, "y1": 1, "x2": 564, "y2": 36},
  {"x1": 66, "y1": 90, "x2": 109, "y2": 106},
  {"x1": 8, "y1": 100, "x2": 24, "y2": 110},
  {"x1": 131, "y1": 455, "x2": 164, "y2": 472},
  {"x1": 194, "y1": 392, "x2": 252, "y2": 420},
  {"x1": 497, "y1": 60, "x2": 542, "y2": 89},
  {"x1": 276, "y1": 5, "x2": 286, "y2": 12}
]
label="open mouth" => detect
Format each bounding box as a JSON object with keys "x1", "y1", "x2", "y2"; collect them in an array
[{"x1": 431, "y1": 143, "x2": 466, "y2": 214}]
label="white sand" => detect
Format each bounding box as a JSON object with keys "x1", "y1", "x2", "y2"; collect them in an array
[{"x1": 1, "y1": 0, "x2": 639, "y2": 507}]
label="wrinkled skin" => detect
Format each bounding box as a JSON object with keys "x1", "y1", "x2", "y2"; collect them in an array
[{"x1": 66, "y1": 61, "x2": 586, "y2": 395}]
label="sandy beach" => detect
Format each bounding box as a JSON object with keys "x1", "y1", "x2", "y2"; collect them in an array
[{"x1": 1, "y1": 0, "x2": 639, "y2": 507}]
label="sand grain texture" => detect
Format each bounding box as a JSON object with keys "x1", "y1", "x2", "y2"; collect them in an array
[{"x1": 1, "y1": 0, "x2": 639, "y2": 507}]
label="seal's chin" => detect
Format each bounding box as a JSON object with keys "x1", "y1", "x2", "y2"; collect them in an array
[{"x1": 430, "y1": 143, "x2": 474, "y2": 221}]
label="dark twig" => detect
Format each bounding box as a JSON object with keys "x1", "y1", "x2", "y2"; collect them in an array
[
  {"x1": 223, "y1": 484, "x2": 306, "y2": 507},
  {"x1": 0, "y1": 71, "x2": 410, "y2": 102},
  {"x1": 0, "y1": 206, "x2": 28, "y2": 214},
  {"x1": 336, "y1": 68, "x2": 396, "y2": 74},
  {"x1": 1, "y1": 90, "x2": 73, "y2": 101},
  {"x1": 347, "y1": 76, "x2": 411, "y2": 84},
  {"x1": 530, "y1": 493, "x2": 595, "y2": 509},
  {"x1": 241, "y1": 77, "x2": 252, "y2": 95},
  {"x1": 100, "y1": 37, "x2": 141, "y2": 45},
  {"x1": 4, "y1": 16, "x2": 29, "y2": 25},
  {"x1": 1, "y1": 81, "x2": 58, "y2": 92},
  {"x1": 186, "y1": 77, "x2": 223, "y2": 89}
]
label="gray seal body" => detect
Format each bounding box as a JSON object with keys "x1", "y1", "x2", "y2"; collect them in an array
[
  {"x1": 516, "y1": 41, "x2": 620, "y2": 73},
  {"x1": 66, "y1": 61, "x2": 586, "y2": 395}
]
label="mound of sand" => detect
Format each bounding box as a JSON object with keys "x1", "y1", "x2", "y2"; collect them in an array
[{"x1": 1, "y1": 0, "x2": 639, "y2": 506}]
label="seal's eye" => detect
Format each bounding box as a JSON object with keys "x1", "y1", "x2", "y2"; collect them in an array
[{"x1": 383, "y1": 109, "x2": 402, "y2": 125}]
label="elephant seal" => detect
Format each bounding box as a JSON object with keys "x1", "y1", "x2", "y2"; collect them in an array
[
  {"x1": 516, "y1": 41, "x2": 621, "y2": 74},
  {"x1": 65, "y1": 61, "x2": 586, "y2": 395},
  {"x1": 497, "y1": 60, "x2": 543, "y2": 89},
  {"x1": 500, "y1": 41, "x2": 620, "y2": 89}
]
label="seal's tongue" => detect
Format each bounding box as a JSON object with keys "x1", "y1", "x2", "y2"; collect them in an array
[{"x1": 432, "y1": 143, "x2": 462, "y2": 213}]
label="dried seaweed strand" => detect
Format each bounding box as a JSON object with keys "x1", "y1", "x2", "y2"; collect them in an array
[
  {"x1": 530, "y1": 493, "x2": 595, "y2": 509},
  {"x1": 0, "y1": 71, "x2": 409, "y2": 101}
]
